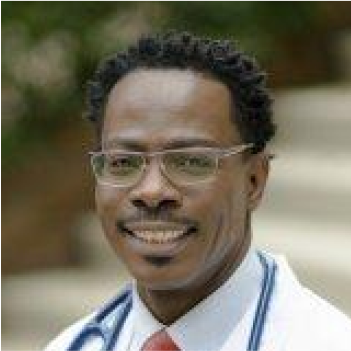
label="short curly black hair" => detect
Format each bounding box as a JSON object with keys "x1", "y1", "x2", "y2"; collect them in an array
[{"x1": 86, "y1": 31, "x2": 275, "y2": 153}]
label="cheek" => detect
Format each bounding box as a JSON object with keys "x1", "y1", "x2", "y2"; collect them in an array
[
  {"x1": 188, "y1": 171, "x2": 247, "y2": 233},
  {"x1": 185, "y1": 176, "x2": 248, "y2": 280},
  {"x1": 95, "y1": 186, "x2": 125, "y2": 233},
  {"x1": 212, "y1": 173, "x2": 248, "y2": 244},
  {"x1": 188, "y1": 179, "x2": 233, "y2": 243},
  {"x1": 95, "y1": 187, "x2": 133, "y2": 262}
]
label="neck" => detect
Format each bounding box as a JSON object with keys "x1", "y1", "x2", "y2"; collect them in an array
[{"x1": 137, "y1": 232, "x2": 251, "y2": 325}]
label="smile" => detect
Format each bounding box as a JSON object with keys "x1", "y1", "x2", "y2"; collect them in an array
[
  {"x1": 131, "y1": 229, "x2": 189, "y2": 243},
  {"x1": 120, "y1": 221, "x2": 197, "y2": 244}
]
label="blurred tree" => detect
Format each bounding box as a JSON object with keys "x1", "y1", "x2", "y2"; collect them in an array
[
  {"x1": 158, "y1": 2, "x2": 316, "y2": 56},
  {"x1": 2, "y1": 2, "x2": 130, "y2": 172}
]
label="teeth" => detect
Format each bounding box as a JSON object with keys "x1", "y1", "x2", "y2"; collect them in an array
[{"x1": 132, "y1": 230, "x2": 186, "y2": 243}]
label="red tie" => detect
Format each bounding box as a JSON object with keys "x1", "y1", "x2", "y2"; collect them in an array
[{"x1": 141, "y1": 329, "x2": 180, "y2": 351}]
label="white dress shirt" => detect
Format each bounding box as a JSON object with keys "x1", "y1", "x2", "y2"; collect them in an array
[{"x1": 118, "y1": 246, "x2": 263, "y2": 351}]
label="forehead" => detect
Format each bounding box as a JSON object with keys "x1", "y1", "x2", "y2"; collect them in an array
[
  {"x1": 108, "y1": 69, "x2": 197, "y2": 112},
  {"x1": 103, "y1": 69, "x2": 241, "y2": 148}
]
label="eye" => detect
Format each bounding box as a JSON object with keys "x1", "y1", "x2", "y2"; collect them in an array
[
  {"x1": 105, "y1": 154, "x2": 143, "y2": 176},
  {"x1": 164, "y1": 152, "x2": 215, "y2": 177}
]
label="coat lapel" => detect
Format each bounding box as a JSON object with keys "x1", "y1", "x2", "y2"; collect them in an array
[{"x1": 220, "y1": 255, "x2": 300, "y2": 351}]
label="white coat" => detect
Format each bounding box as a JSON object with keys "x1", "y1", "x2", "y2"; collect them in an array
[{"x1": 45, "y1": 254, "x2": 351, "y2": 351}]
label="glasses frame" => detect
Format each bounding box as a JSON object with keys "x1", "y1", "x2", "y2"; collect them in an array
[{"x1": 89, "y1": 143, "x2": 254, "y2": 188}]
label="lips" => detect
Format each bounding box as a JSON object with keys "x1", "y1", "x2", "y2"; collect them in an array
[{"x1": 120, "y1": 220, "x2": 196, "y2": 244}]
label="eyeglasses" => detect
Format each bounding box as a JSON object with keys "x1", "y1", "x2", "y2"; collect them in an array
[{"x1": 89, "y1": 143, "x2": 253, "y2": 187}]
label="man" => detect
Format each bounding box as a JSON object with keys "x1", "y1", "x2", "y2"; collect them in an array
[{"x1": 45, "y1": 31, "x2": 351, "y2": 351}]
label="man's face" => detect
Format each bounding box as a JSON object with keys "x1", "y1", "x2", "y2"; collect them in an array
[{"x1": 96, "y1": 69, "x2": 265, "y2": 292}]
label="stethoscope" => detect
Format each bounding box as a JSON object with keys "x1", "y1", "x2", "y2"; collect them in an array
[{"x1": 67, "y1": 251, "x2": 277, "y2": 351}]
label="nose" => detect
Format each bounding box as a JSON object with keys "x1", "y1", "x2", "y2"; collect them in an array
[{"x1": 129, "y1": 160, "x2": 182, "y2": 211}]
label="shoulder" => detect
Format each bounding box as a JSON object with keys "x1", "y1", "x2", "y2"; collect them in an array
[
  {"x1": 44, "y1": 313, "x2": 95, "y2": 351},
  {"x1": 271, "y1": 254, "x2": 351, "y2": 351}
]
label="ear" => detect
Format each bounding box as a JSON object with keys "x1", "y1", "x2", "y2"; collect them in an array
[{"x1": 246, "y1": 153, "x2": 270, "y2": 211}]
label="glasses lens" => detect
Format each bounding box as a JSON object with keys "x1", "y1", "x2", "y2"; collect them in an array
[
  {"x1": 92, "y1": 152, "x2": 143, "y2": 186},
  {"x1": 163, "y1": 151, "x2": 216, "y2": 183}
]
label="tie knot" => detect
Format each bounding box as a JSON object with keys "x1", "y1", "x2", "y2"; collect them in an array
[{"x1": 141, "y1": 329, "x2": 180, "y2": 351}]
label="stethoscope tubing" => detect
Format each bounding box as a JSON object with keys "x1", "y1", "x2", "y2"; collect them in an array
[
  {"x1": 103, "y1": 294, "x2": 132, "y2": 351},
  {"x1": 67, "y1": 251, "x2": 277, "y2": 351},
  {"x1": 67, "y1": 287, "x2": 132, "y2": 351},
  {"x1": 247, "y1": 252, "x2": 277, "y2": 351}
]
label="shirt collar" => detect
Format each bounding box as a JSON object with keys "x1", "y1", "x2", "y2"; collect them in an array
[{"x1": 131, "y1": 246, "x2": 262, "y2": 351}]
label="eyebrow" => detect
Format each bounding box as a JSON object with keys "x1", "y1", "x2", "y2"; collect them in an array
[{"x1": 103, "y1": 136, "x2": 221, "y2": 151}]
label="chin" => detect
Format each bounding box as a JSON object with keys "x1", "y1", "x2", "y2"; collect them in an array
[{"x1": 130, "y1": 258, "x2": 199, "y2": 291}]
